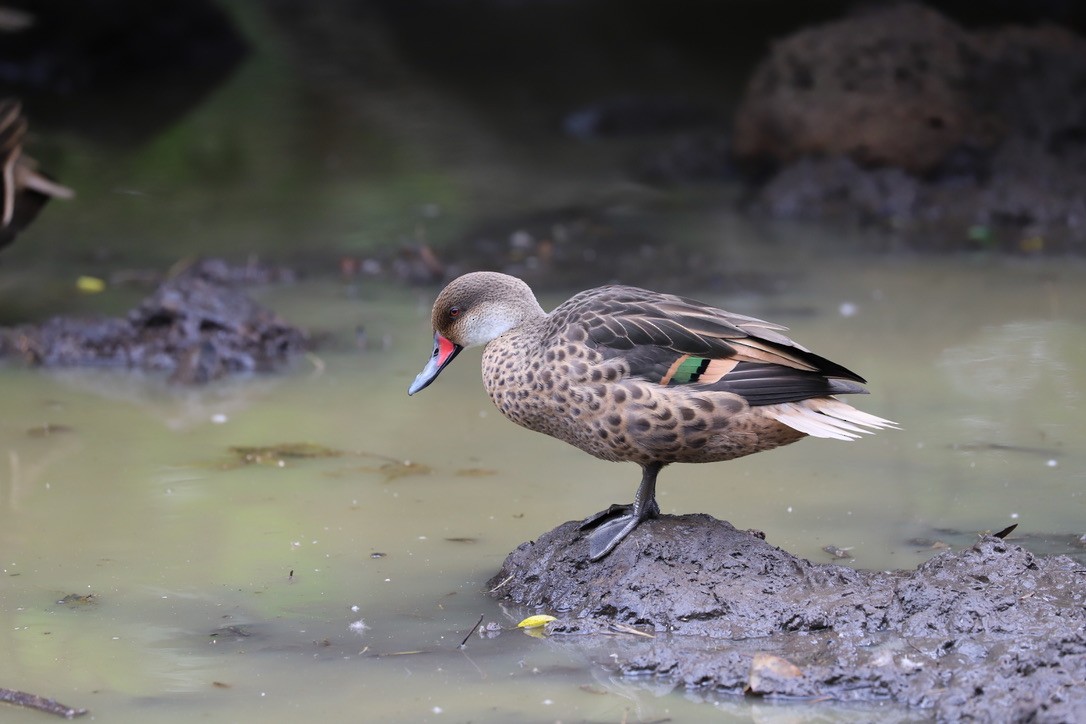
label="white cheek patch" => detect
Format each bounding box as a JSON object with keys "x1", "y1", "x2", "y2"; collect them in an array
[{"x1": 461, "y1": 313, "x2": 516, "y2": 347}]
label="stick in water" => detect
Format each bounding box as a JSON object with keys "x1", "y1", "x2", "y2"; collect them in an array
[
  {"x1": 458, "y1": 614, "x2": 485, "y2": 649},
  {"x1": 0, "y1": 687, "x2": 88, "y2": 719}
]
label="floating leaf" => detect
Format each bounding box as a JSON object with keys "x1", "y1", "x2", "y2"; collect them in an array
[
  {"x1": 76, "y1": 276, "x2": 106, "y2": 293},
  {"x1": 517, "y1": 614, "x2": 557, "y2": 629}
]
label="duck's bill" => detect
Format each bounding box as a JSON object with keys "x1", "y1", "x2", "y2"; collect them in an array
[{"x1": 408, "y1": 332, "x2": 463, "y2": 395}]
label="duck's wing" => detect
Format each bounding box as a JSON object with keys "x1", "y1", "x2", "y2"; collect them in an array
[
  {"x1": 580, "y1": 287, "x2": 868, "y2": 406},
  {"x1": 0, "y1": 99, "x2": 75, "y2": 250},
  {"x1": 0, "y1": 99, "x2": 28, "y2": 228}
]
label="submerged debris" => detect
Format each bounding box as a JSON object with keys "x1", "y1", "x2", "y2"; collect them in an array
[
  {"x1": 821, "y1": 543, "x2": 854, "y2": 560},
  {"x1": 366, "y1": 460, "x2": 431, "y2": 481},
  {"x1": 330, "y1": 454, "x2": 432, "y2": 482},
  {"x1": 55, "y1": 593, "x2": 97, "y2": 607},
  {"x1": 26, "y1": 423, "x2": 73, "y2": 438},
  {"x1": 228, "y1": 442, "x2": 343, "y2": 466},
  {"x1": 454, "y1": 468, "x2": 497, "y2": 477}
]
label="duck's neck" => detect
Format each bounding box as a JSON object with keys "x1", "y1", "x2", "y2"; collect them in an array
[
  {"x1": 461, "y1": 297, "x2": 546, "y2": 348},
  {"x1": 488, "y1": 298, "x2": 546, "y2": 342}
]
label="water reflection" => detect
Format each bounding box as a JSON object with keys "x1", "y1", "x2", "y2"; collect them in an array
[{"x1": 939, "y1": 321, "x2": 1078, "y2": 402}]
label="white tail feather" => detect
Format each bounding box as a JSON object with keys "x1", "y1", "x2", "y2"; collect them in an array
[{"x1": 764, "y1": 398, "x2": 898, "y2": 441}]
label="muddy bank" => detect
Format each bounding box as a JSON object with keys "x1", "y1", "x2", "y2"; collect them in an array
[
  {"x1": 0, "y1": 259, "x2": 308, "y2": 383},
  {"x1": 375, "y1": 205, "x2": 798, "y2": 295},
  {"x1": 732, "y1": 3, "x2": 1086, "y2": 252},
  {"x1": 489, "y1": 514, "x2": 1086, "y2": 721}
]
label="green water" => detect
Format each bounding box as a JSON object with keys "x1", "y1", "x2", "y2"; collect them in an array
[
  {"x1": 2, "y1": 3, "x2": 1086, "y2": 722},
  {"x1": 3, "y1": 257, "x2": 1084, "y2": 722}
]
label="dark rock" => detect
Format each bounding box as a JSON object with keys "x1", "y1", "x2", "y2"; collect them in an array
[
  {"x1": 489, "y1": 514, "x2": 1086, "y2": 720},
  {"x1": 735, "y1": 4, "x2": 1086, "y2": 249},
  {"x1": 733, "y1": 4, "x2": 998, "y2": 174},
  {"x1": 755, "y1": 155, "x2": 922, "y2": 224}
]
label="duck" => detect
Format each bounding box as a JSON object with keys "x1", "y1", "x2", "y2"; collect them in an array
[
  {"x1": 409, "y1": 271, "x2": 895, "y2": 560},
  {"x1": 0, "y1": 99, "x2": 75, "y2": 252}
]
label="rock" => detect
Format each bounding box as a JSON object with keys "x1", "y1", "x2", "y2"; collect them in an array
[
  {"x1": 736, "y1": 4, "x2": 1086, "y2": 247},
  {"x1": 489, "y1": 513, "x2": 1086, "y2": 720},
  {"x1": 733, "y1": 4, "x2": 998, "y2": 174}
]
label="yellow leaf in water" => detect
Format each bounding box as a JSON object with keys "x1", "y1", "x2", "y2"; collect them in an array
[
  {"x1": 76, "y1": 276, "x2": 106, "y2": 293},
  {"x1": 516, "y1": 614, "x2": 557, "y2": 629}
]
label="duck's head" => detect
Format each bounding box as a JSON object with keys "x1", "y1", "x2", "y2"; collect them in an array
[{"x1": 408, "y1": 272, "x2": 544, "y2": 395}]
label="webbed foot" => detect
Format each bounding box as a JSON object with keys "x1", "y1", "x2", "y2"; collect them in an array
[
  {"x1": 579, "y1": 498, "x2": 660, "y2": 561},
  {"x1": 578, "y1": 462, "x2": 664, "y2": 561}
]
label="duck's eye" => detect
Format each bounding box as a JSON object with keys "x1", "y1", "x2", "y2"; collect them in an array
[{"x1": 448, "y1": 306, "x2": 461, "y2": 319}]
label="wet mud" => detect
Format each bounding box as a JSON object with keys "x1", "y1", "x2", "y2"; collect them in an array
[
  {"x1": 0, "y1": 260, "x2": 307, "y2": 383},
  {"x1": 489, "y1": 514, "x2": 1086, "y2": 721}
]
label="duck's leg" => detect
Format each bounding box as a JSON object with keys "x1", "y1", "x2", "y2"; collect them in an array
[{"x1": 579, "y1": 462, "x2": 663, "y2": 560}]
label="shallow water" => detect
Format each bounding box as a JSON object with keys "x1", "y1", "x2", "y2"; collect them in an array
[
  {"x1": 3, "y1": 3, "x2": 1086, "y2": 722},
  {"x1": 3, "y1": 254, "x2": 1085, "y2": 722}
]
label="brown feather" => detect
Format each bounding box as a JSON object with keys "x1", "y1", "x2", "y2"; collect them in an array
[
  {"x1": 729, "y1": 338, "x2": 819, "y2": 371},
  {"x1": 697, "y1": 357, "x2": 740, "y2": 384}
]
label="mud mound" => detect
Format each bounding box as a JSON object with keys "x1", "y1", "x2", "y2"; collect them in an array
[
  {"x1": 0, "y1": 261, "x2": 307, "y2": 383},
  {"x1": 489, "y1": 514, "x2": 1086, "y2": 721}
]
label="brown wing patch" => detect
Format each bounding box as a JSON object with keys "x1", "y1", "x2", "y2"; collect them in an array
[
  {"x1": 697, "y1": 358, "x2": 740, "y2": 383},
  {"x1": 729, "y1": 338, "x2": 819, "y2": 371}
]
